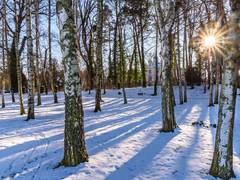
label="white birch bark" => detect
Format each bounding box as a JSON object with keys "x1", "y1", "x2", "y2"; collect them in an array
[
  {"x1": 94, "y1": 0, "x2": 103, "y2": 112},
  {"x1": 35, "y1": 0, "x2": 41, "y2": 106},
  {"x1": 158, "y1": 0, "x2": 177, "y2": 132},
  {"x1": 1, "y1": 3, "x2": 6, "y2": 108},
  {"x1": 26, "y1": 0, "x2": 35, "y2": 120},
  {"x1": 49, "y1": 0, "x2": 58, "y2": 104},
  {"x1": 209, "y1": 1, "x2": 240, "y2": 178},
  {"x1": 14, "y1": 0, "x2": 25, "y2": 115},
  {"x1": 56, "y1": 0, "x2": 88, "y2": 166}
]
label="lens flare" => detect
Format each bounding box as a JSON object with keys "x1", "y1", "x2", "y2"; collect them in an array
[
  {"x1": 204, "y1": 36, "x2": 216, "y2": 48},
  {"x1": 195, "y1": 20, "x2": 230, "y2": 58}
]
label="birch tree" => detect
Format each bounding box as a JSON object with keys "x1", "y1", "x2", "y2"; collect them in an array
[
  {"x1": 119, "y1": 24, "x2": 127, "y2": 104},
  {"x1": 209, "y1": 0, "x2": 240, "y2": 178},
  {"x1": 94, "y1": 0, "x2": 104, "y2": 112},
  {"x1": 35, "y1": 0, "x2": 41, "y2": 106},
  {"x1": 176, "y1": 7, "x2": 183, "y2": 104},
  {"x1": 26, "y1": 0, "x2": 35, "y2": 120},
  {"x1": 14, "y1": 0, "x2": 25, "y2": 115},
  {"x1": 56, "y1": 0, "x2": 88, "y2": 166},
  {"x1": 214, "y1": 0, "x2": 226, "y2": 105},
  {"x1": 208, "y1": 53, "x2": 214, "y2": 107},
  {"x1": 49, "y1": 0, "x2": 58, "y2": 104},
  {"x1": 1, "y1": 1, "x2": 6, "y2": 108},
  {"x1": 158, "y1": 0, "x2": 178, "y2": 132}
]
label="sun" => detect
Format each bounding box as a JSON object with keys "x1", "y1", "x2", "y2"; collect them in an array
[
  {"x1": 204, "y1": 35, "x2": 216, "y2": 48},
  {"x1": 196, "y1": 20, "x2": 230, "y2": 57}
]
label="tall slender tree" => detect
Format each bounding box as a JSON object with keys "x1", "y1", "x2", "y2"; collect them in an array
[
  {"x1": 158, "y1": 0, "x2": 178, "y2": 132},
  {"x1": 177, "y1": 8, "x2": 183, "y2": 104},
  {"x1": 35, "y1": 0, "x2": 41, "y2": 106},
  {"x1": 153, "y1": 18, "x2": 159, "y2": 96},
  {"x1": 94, "y1": 0, "x2": 104, "y2": 112},
  {"x1": 49, "y1": 0, "x2": 58, "y2": 103},
  {"x1": 26, "y1": 0, "x2": 35, "y2": 120},
  {"x1": 208, "y1": 53, "x2": 214, "y2": 107},
  {"x1": 56, "y1": 0, "x2": 88, "y2": 166},
  {"x1": 1, "y1": 1, "x2": 6, "y2": 108},
  {"x1": 119, "y1": 24, "x2": 127, "y2": 104},
  {"x1": 14, "y1": 0, "x2": 25, "y2": 115},
  {"x1": 209, "y1": 0, "x2": 240, "y2": 179}
]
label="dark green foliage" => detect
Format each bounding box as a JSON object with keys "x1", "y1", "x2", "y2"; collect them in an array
[{"x1": 185, "y1": 67, "x2": 202, "y2": 87}]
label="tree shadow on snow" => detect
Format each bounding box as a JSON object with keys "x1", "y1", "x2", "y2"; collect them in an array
[{"x1": 105, "y1": 130, "x2": 181, "y2": 180}]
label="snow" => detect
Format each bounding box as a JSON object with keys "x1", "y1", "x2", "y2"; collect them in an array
[{"x1": 0, "y1": 86, "x2": 240, "y2": 180}]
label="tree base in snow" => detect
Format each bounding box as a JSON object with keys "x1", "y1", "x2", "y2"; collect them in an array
[
  {"x1": 208, "y1": 103, "x2": 214, "y2": 107},
  {"x1": 60, "y1": 154, "x2": 89, "y2": 167},
  {"x1": 94, "y1": 108, "x2": 101, "y2": 112},
  {"x1": 209, "y1": 167, "x2": 235, "y2": 180},
  {"x1": 159, "y1": 127, "x2": 176, "y2": 133}
]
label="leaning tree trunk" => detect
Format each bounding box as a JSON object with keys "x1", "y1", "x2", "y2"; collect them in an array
[
  {"x1": 56, "y1": 0, "x2": 88, "y2": 166},
  {"x1": 209, "y1": 1, "x2": 240, "y2": 179},
  {"x1": 94, "y1": 0, "x2": 103, "y2": 112},
  {"x1": 26, "y1": 0, "x2": 35, "y2": 120}
]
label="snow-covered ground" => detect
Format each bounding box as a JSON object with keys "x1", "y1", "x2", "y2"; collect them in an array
[{"x1": 0, "y1": 86, "x2": 240, "y2": 180}]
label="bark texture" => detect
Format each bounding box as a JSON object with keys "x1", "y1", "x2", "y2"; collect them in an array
[
  {"x1": 26, "y1": 0, "x2": 35, "y2": 120},
  {"x1": 49, "y1": 0, "x2": 58, "y2": 104},
  {"x1": 35, "y1": 0, "x2": 41, "y2": 106},
  {"x1": 94, "y1": 0, "x2": 104, "y2": 112},
  {"x1": 57, "y1": 0, "x2": 88, "y2": 166},
  {"x1": 209, "y1": 1, "x2": 240, "y2": 178},
  {"x1": 14, "y1": 1, "x2": 25, "y2": 115},
  {"x1": 158, "y1": 0, "x2": 177, "y2": 132}
]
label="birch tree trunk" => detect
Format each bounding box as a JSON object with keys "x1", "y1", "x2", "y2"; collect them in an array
[
  {"x1": 158, "y1": 0, "x2": 177, "y2": 132},
  {"x1": 112, "y1": 0, "x2": 119, "y2": 88},
  {"x1": 153, "y1": 20, "x2": 159, "y2": 96},
  {"x1": 56, "y1": 0, "x2": 88, "y2": 166},
  {"x1": 177, "y1": 10, "x2": 183, "y2": 104},
  {"x1": 26, "y1": 0, "x2": 35, "y2": 120},
  {"x1": 203, "y1": 61, "x2": 207, "y2": 93},
  {"x1": 183, "y1": 11, "x2": 188, "y2": 103},
  {"x1": 214, "y1": 0, "x2": 226, "y2": 105},
  {"x1": 139, "y1": 11, "x2": 146, "y2": 88},
  {"x1": 94, "y1": 0, "x2": 103, "y2": 112},
  {"x1": 43, "y1": 49, "x2": 48, "y2": 95},
  {"x1": 1, "y1": 2, "x2": 6, "y2": 108},
  {"x1": 49, "y1": 0, "x2": 58, "y2": 104},
  {"x1": 209, "y1": 1, "x2": 240, "y2": 178},
  {"x1": 208, "y1": 54, "x2": 214, "y2": 107},
  {"x1": 14, "y1": 0, "x2": 25, "y2": 115},
  {"x1": 214, "y1": 57, "x2": 220, "y2": 104},
  {"x1": 35, "y1": 0, "x2": 41, "y2": 106},
  {"x1": 119, "y1": 26, "x2": 127, "y2": 104}
]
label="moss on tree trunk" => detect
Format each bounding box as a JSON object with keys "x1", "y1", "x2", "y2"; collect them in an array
[{"x1": 57, "y1": 0, "x2": 88, "y2": 166}]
